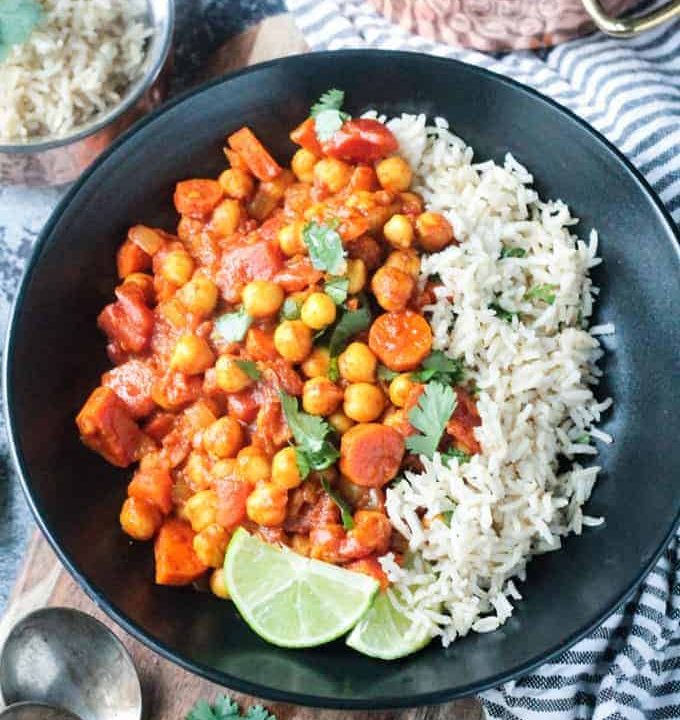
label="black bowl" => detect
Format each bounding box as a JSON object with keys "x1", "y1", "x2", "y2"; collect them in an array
[{"x1": 5, "y1": 51, "x2": 680, "y2": 708}]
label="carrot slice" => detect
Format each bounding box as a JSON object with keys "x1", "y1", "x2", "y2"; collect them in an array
[
  {"x1": 340, "y1": 423, "x2": 404, "y2": 488},
  {"x1": 228, "y1": 127, "x2": 282, "y2": 182},
  {"x1": 368, "y1": 310, "x2": 433, "y2": 371},
  {"x1": 154, "y1": 518, "x2": 207, "y2": 586},
  {"x1": 173, "y1": 179, "x2": 224, "y2": 218}
]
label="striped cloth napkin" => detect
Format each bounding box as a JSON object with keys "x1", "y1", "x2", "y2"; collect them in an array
[{"x1": 284, "y1": 2, "x2": 680, "y2": 716}]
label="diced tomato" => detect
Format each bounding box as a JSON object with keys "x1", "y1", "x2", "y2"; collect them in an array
[
  {"x1": 323, "y1": 119, "x2": 398, "y2": 164},
  {"x1": 128, "y1": 461, "x2": 173, "y2": 515},
  {"x1": 117, "y1": 239, "x2": 151, "y2": 278},
  {"x1": 345, "y1": 555, "x2": 389, "y2": 591},
  {"x1": 173, "y1": 179, "x2": 224, "y2": 219},
  {"x1": 98, "y1": 284, "x2": 154, "y2": 355},
  {"x1": 151, "y1": 370, "x2": 203, "y2": 411},
  {"x1": 252, "y1": 393, "x2": 290, "y2": 456},
  {"x1": 273, "y1": 256, "x2": 322, "y2": 293},
  {"x1": 228, "y1": 127, "x2": 282, "y2": 182},
  {"x1": 226, "y1": 388, "x2": 259, "y2": 424},
  {"x1": 289, "y1": 117, "x2": 323, "y2": 156},
  {"x1": 216, "y1": 239, "x2": 284, "y2": 303},
  {"x1": 245, "y1": 326, "x2": 279, "y2": 361},
  {"x1": 154, "y1": 518, "x2": 207, "y2": 585},
  {"x1": 446, "y1": 387, "x2": 482, "y2": 455},
  {"x1": 102, "y1": 359, "x2": 156, "y2": 419},
  {"x1": 143, "y1": 412, "x2": 176, "y2": 443},
  {"x1": 215, "y1": 477, "x2": 253, "y2": 529},
  {"x1": 261, "y1": 359, "x2": 304, "y2": 396},
  {"x1": 76, "y1": 386, "x2": 146, "y2": 467}
]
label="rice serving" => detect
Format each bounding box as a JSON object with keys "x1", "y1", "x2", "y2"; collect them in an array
[
  {"x1": 0, "y1": 0, "x2": 150, "y2": 141},
  {"x1": 370, "y1": 112, "x2": 612, "y2": 646}
]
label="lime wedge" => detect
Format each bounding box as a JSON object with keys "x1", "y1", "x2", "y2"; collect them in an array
[
  {"x1": 346, "y1": 590, "x2": 432, "y2": 660},
  {"x1": 224, "y1": 528, "x2": 379, "y2": 648}
]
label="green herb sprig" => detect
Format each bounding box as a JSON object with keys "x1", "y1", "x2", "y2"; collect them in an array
[
  {"x1": 186, "y1": 695, "x2": 275, "y2": 720},
  {"x1": 405, "y1": 382, "x2": 457, "y2": 459},
  {"x1": 310, "y1": 89, "x2": 350, "y2": 142}
]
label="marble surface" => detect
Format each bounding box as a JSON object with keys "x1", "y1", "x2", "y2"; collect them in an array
[{"x1": 0, "y1": 0, "x2": 283, "y2": 611}]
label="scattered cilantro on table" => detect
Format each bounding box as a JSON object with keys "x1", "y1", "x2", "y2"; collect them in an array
[
  {"x1": 279, "y1": 391, "x2": 339, "y2": 478},
  {"x1": 302, "y1": 220, "x2": 346, "y2": 274},
  {"x1": 310, "y1": 88, "x2": 350, "y2": 142},
  {"x1": 212, "y1": 307, "x2": 252, "y2": 343},
  {"x1": 406, "y1": 382, "x2": 457, "y2": 459},
  {"x1": 186, "y1": 695, "x2": 276, "y2": 720}
]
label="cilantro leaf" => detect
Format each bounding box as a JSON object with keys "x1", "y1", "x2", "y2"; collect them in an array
[
  {"x1": 234, "y1": 359, "x2": 261, "y2": 380},
  {"x1": 328, "y1": 356, "x2": 339, "y2": 382},
  {"x1": 500, "y1": 246, "x2": 526, "y2": 259},
  {"x1": 245, "y1": 707, "x2": 276, "y2": 720},
  {"x1": 325, "y1": 276, "x2": 349, "y2": 305},
  {"x1": 321, "y1": 478, "x2": 354, "y2": 530},
  {"x1": 441, "y1": 447, "x2": 471, "y2": 466},
  {"x1": 411, "y1": 350, "x2": 464, "y2": 385},
  {"x1": 279, "y1": 391, "x2": 339, "y2": 474},
  {"x1": 441, "y1": 509, "x2": 455, "y2": 527},
  {"x1": 186, "y1": 695, "x2": 277, "y2": 720},
  {"x1": 405, "y1": 382, "x2": 457, "y2": 459},
  {"x1": 489, "y1": 302, "x2": 517, "y2": 323},
  {"x1": 302, "y1": 221, "x2": 346, "y2": 274},
  {"x1": 187, "y1": 700, "x2": 219, "y2": 720},
  {"x1": 279, "y1": 296, "x2": 302, "y2": 321},
  {"x1": 377, "y1": 365, "x2": 398, "y2": 382},
  {"x1": 526, "y1": 283, "x2": 558, "y2": 304},
  {"x1": 575, "y1": 433, "x2": 590, "y2": 445},
  {"x1": 310, "y1": 89, "x2": 350, "y2": 142},
  {"x1": 212, "y1": 696, "x2": 240, "y2": 719},
  {"x1": 328, "y1": 305, "x2": 372, "y2": 356},
  {"x1": 212, "y1": 307, "x2": 253, "y2": 343}
]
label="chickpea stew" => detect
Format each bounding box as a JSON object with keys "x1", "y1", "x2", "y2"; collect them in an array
[{"x1": 75, "y1": 89, "x2": 481, "y2": 602}]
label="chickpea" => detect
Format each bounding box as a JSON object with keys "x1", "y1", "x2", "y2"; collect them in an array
[
  {"x1": 209, "y1": 568, "x2": 231, "y2": 599},
  {"x1": 274, "y1": 320, "x2": 313, "y2": 362},
  {"x1": 371, "y1": 266, "x2": 415, "y2": 312},
  {"x1": 399, "y1": 191, "x2": 424, "y2": 216},
  {"x1": 203, "y1": 416, "x2": 243, "y2": 459},
  {"x1": 346, "y1": 258, "x2": 367, "y2": 294},
  {"x1": 215, "y1": 355, "x2": 253, "y2": 393},
  {"x1": 385, "y1": 248, "x2": 421, "y2": 279},
  {"x1": 218, "y1": 168, "x2": 254, "y2": 200},
  {"x1": 313, "y1": 158, "x2": 353, "y2": 194},
  {"x1": 160, "y1": 250, "x2": 194, "y2": 286},
  {"x1": 261, "y1": 169, "x2": 295, "y2": 201},
  {"x1": 302, "y1": 377, "x2": 344, "y2": 416},
  {"x1": 184, "y1": 489, "x2": 218, "y2": 532},
  {"x1": 338, "y1": 342, "x2": 377, "y2": 383},
  {"x1": 119, "y1": 497, "x2": 162, "y2": 541},
  {"x1": 344, "y1": 383, "x2": 385, "y2": 422},
  {"x1": 236, "y1": 446, "x2": 271, "y2": 484},
  {"x1": 184, "y1": 451, "x2": 213, "y2": 491},
  {"x1": 376, "y1": 156, "x2": 413, "y2": 193},
  {"x1": 176, "y1": 276, "x2": 218, "y2": 316},
  {"x1": 277, "y1": 221, "x2": 306, "y2": 256},
  {"x1": 246, "y1": 482, "x2": 288, "y2": 526},
  {"x1": 415, "y1": 211, "x2": 455, "y2": 252},
  {"x1": 383, "y1": 214, "x2": 414, "y2": 249},
  {"x1": 193, "y1": 523, "x2": 230, "y2": 568},
  {"x1": 301, "y1": 346, "x2": 330, "y2": 378},
  {"x1": 211, "y1": 458, "x2": 237, "y2": 481},
  {"x1": 389, "y1": 373, "x2": 416, "y2": 407},
  {"x1": 271, "y1": 446, "x2": 303, "y2": 490},
  {"x1": 211, "y1": 198, "x2": 242, "y2": 237},
  {"x1": 300, "y1": 292, "x2": 337, "y2": 330},
  {"x1": 123, "y1": 273, "x2": 154, "y2": 303},
  {"x1": 242, "y1": 280, "x2": 284, "y2": 318},
  {"x1": 328, "y1": 411, "x2": 355, "y2": 435},
  {"x1": 170, "y1": 334, "x2": 215, "y2": 375},
  {"x1": 291, "y1": 148, "x2": 318, "y2": 183}
]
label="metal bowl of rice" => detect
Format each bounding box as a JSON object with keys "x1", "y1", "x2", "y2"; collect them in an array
[{"x1": 0, "y1": 0, "x2": 174, "y2": 186}]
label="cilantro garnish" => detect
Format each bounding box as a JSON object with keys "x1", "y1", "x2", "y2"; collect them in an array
[
  {"x1": 405, "y1": 382, "x2": 457, "y2": 459},
  {"x1": 186, "y1": 695, "x2": 275, "y2": 720},
  {"x1": 321, "y1": 478, "x2": 354, "y2": 530},
  {"x1": 234, "y1": 359, "x2": 261, "y2": 380},
  {"x1": 441, "y1": 509, "x2": 455, "y2": 527},
  {"x1": 489, "y1": 302, "x2": 517, "y2": 323},
  {"x1": 212, "y1": 307, "x2": 253, "y2": 343},
  {"x1": 575, "y1": 433, "x2": 590, "y2": 445},
  {"x1": 325, "y1": 276, "x2": 349, "y2": 305},
  {"x1": 500, "y1": 246, "x2": 527, "y2": 259},
  {"x1": 441, "y1": 447, "x2": 471, "y2": 466},
  {"x1": 328, "y1": 305, "x2": 372, "y2": 356},
  {"x1": 279, "y1": 296, "x2": 302, "y2": 321},
  {"x1": 526, "y1": 284, "x2": 558, "y2": 304},
  {"x1": 411, "y1": 350, "x2": 465, "y2": 385},
  {"x1": 302, "y1": 221, "x2": 346, "y2": 274},
  {"x1": 279, "y1": 391, "x2": 339, "y2": 477},
  {"x1": 310, "y1": 89, "x2": 350, "y2": 142},
  {"x1": 328, "y1": 356, "x2": 339, "y2": 382},
  {"x1": 377, "y1": 365, "x2": 399, "y2": 382}
]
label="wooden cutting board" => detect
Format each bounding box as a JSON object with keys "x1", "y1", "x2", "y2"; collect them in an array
[{"x1": 0, "y1": 14, "x2": 484, "y2": 720}]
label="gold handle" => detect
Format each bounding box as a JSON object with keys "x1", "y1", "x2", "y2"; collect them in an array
[{"x1": 581, "y1": 0, "x2": 680, "y2": 36}]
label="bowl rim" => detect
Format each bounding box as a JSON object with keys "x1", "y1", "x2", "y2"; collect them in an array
[
  {"x1": 4, "y1": 49, "x2": 680, "y2": 709},
  {"x1": 0, "y1": 0, "x2": 175, "y2": 154}
]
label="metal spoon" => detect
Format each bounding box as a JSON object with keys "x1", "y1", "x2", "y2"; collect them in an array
[
  {"x1": 0, "y1": 701, "x2": 82, "y2": 719},
  {"x1": 0, "y1": 608, "x2": 143, "y2": 720}
]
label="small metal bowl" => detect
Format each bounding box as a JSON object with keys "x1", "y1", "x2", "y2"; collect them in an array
[
  {"x1": 0, "y1": 608, "x2": 143, "y2": 720},
  {"x1": 0, "y1": 0, "x2": 174, "y2": 186},
  {"x1": 0, "y1": 702, "x2": 82, "y2": 720}
]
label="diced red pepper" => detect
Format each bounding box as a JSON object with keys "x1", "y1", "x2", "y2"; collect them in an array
[{"x1": 289, "y1": 117, "x2": 323, "y2": 156}]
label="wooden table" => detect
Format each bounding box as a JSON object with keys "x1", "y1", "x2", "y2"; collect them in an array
[{"x1": 0, "y1": 14, "x2": 484, "y2": 720}]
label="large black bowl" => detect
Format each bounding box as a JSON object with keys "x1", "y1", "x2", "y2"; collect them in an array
[{"x1": 5, "y1": 51, "x2": 680, "y2": 708}]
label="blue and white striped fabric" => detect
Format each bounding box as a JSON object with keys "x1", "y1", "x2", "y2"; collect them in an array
[{"x1": 284, "y1": 2, "x2": 680, "y2": 716}]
